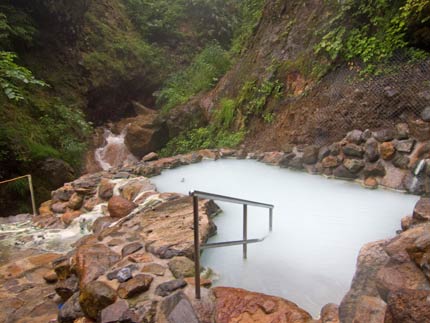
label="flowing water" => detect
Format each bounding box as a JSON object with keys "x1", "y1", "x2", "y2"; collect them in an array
[
  {"x1": 94, "y1": 127, "x2": 137, "y2": 170},
  {"x1": 151, "y1": 159, "x2": 419, "y2": 316}
]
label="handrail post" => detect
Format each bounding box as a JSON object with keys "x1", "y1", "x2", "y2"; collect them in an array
[
  {"x1": 27, "y1": 175, "x2": 37, "y2": 216},
  {"x1": 269, "y1": 208, "x2": 273, "y2": 232},
  {"x1": 192, "y1": 194, "x2": 201, "y2": 299},
  {"x1": 243, "y1": 204, "x2": 247, "y2": 259}
]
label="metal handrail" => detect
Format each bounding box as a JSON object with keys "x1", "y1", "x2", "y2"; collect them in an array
[
  {"x1": 190, "y1": 190, "x2": 274, "y2": 299},
  {"x1": 192, "y1": 190, "x2": 274, "y2": 208},
  {"x1": 0, "y1": 174, "x2": 37, "y2": 215}
]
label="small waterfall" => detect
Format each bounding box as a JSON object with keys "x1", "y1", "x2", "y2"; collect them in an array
[{"x1": 94, "y1": 126, "x2": 138, "y2": 170}]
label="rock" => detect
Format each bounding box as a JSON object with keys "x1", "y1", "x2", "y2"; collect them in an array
[
  {"x1": 387, "y1": 289, "x2": 430, "y2": 322},
  {"x1": 403, "y1": 174, "x2": 425, "y2": 195},
  {"x1": 43, "y1": 270, "x2": 58, "y2": 284},
  {"x1": 413, "y1": 198, "x2": 430, "y2": 222},
  {"x1": 122, "y1": 112, "x2": 169, "y2": 158},
  {"x1": 363, "y1": 161, "x2": 386, "y2": 178},
  {"x1": 58, "y1": 292, "x2": 84, "y2": 323},
  {"x1": 379, "y1": 142, "x2": 395, "y2": 160},
  {"x1": 53, "y1": 257, "x2": 72, "y2": 280},
  {"x1": 364, "y1": 138, "x2": 380, "y2": 162},
  {"x1": 83, "y1": 196, "x2": 99, "y2": 212},
  {"x1": 61, "y1": 211, "x2": 82, "y2": 226},
  {"x1": 339, "y1": 241, "x2": 390, "y2": 322},
  {"x1": 155, "y1": 279, "x2": 187, "y2": 297},
  {"x1": 343, "y1": 159, "x2": 365, "y2": 173},
  {"x1": 100, "y1": 299, "x2": 129, "y2": 323},
  {"x1": 120, "y1": 178, "x2": 155, "y2": 201},
  {"x1": 184, "y1": 276, "x2": 212, "y2": 287},
  {"x1": 141, "y1": 263, "x2": 166, "y2": 276},
  {"x1": 395, "y1": 139, "x2": 415, "y2": 153},
  {"x1": 108, "y1": 196, "x2": 137, "y2": 218},
  {"x1": 318, "y1": 146, "x2": 330, "y2": 161},
  {"x1": 351, "y1": 296, "x2": 387, "y2": 323},
  {"x1": 74, "y1": 243, "x2": 121, "y2": 288},
  {"x1": 128, "y1": 252, "x2": 153, "y2": 263},
  {"x1": 55, "y1": 275, "x2": 79, "y2": 302},
  {"x1": 384, "y1": 223, "x2": 430, "y2": 256},
  {"x1": 117, "y1": 274, "x2": 153, "y2": 299},
  {"x1": 329, "y1": 142, "x2": 341, "y2": 156},
  {"x1": 396, "y1": 123, "x2": 409, "y2": 140},
  {"x1": 407, "y1": 233, "x2": 430, "y2": 280},
  {"x1": 322, "y1": 156, "x2": 340, "y2": 168},
  {"x1": 302, "y1": 146, "x2": 319, "y2": 165},
  {"x1": 198, "y1": 149, "x2": 219, "y2": 160},
  {"x1": 384, "y1": 86, "x2": 399, "y2": 98},
  {"x1": 333, "y1": 165, "x2": 357, "y2": 179},
  {"x1": 213, "y1": 287, "x2": 312, "y2": 323},
  {"x1": 361, "y1": 129, "x2": 373, "y2": 141},
  {"x1": 279, "y1": 152, "x2": 295, "y2": 168},
  {"x1": 121, "y1": 242, "x2": 144, "y2": 257},
  {"x1": 51, "y1": 202, "x2": 68, "y2": 214},
  {"x1": 39, "y1": 200, "x2": 53, "y2": 216},
  {"x1": 116, "y1": 267, "x2": 133, "y2": 283},
  {"x1": 288, "y1": 156, "x2": 304, "y2": 170},
  {"x1": 79, "y1": 281, "x2": 117, "y2": 319},
  {"x1": 113, "y1": 172, "x2": 131, "y2": 179},
  {"x1": 401, "y1": 215, "x2": 413, "y2": 231},
  {"x1": 422, "y1": 106, "x2": 430, "y2": 122},
  {"x1": 374, "y1": 129, "x2": 396, "y2": 142},
  {"x1": 346, "y1": 130, "x2": 363, "y2": 144},
  {"x1": 160, "y1": 292, "x2": 199, "y2": 323},
  {"x1": 180, "y1": 152, "x2": 203, "y2": 164},
  {"x1": 375, "y1": 259, "x2": 430, "y2": 301},
  {"x1": 92, "y1": 217, "x2": 115, "y2": 235},
  {"x1": 343, "y1": 143, "x2": 363, "y2": 158},
  {"x1": 262, "y1": 152, "x2": 285, "y2": 165},
  {"x1": 50, "y1": 185, "x2": 72, "y2": 201},
  {"x1": 364, "y1": 177, "x2": 378, "y2": 189},
  {"x1": 39, "y1": 158, "x2": 74, "y2": 189},
  {"x1": 168, "y1": 256, "x2": 195, "y2": 279},
  {"x1": 141, "y1": 197, "x2": 217, "y2": 259},
  {"x1": 142, "y1": 152, "x2": 158, "y2": 162},
  {"x1": 106, "y1": 264, "x2": 137, "y2": 281},
  {"x1": 409, "y1": 119, "x2": 430, "y2": 141},
  {"x1": 67, "y1": 193, "x2": 83, "y2": 210},
  {"x1": 320, "y1": 303, "x2": 339, "y2": 323},
  {"x1": 98, "y1": 179, "x2": 115, "y2": 200},
  {"x1": 151, "y1": 156, "x2": 183, "y2": 169},
  {"x1": 392, "y1": 153, "x2": 409, "y2": 169}
]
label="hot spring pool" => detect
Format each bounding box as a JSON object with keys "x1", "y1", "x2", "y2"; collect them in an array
[{"x1": 151, "y1": 159, "x2": 418, "y2": 316}]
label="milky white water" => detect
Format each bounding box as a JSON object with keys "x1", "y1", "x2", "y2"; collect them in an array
[{"x1": 151, "y1": 159, "x2": 419, "y2": 316}]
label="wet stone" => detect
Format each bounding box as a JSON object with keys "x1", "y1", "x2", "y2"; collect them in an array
[
  {"x1": 168, "y1": 257, "x2": 195, "y2": 279},
  {"x1": 100, "y1": 299, "x2": 129, "y2": 323},
  {"x1": 107, "y1": 264, "x2": 138, "y2": 281},
  {"x1": 392, "y1": 153, "x2": 410, "y2": 170},
  {"x1": 121, "y1": 242, "x2": 144, "y2": 257},
  {"x1": 342, "y1": 143, "x2": 364, "y2": 158},
  {"x1": 155, "y1": 279, "x2": 187, "y2": 297},
  {"x1": 79, "y1": 281, "x2": 117, "y2": 319},
  {"x1": 141, "y1": 263, "x2": 166, "y2": 276},
  {"x1": 117, "y1": 274, "x2": 153, "y2": 299},
  {"x1": 160, "y1": 292, "x2": 199, "y2": 323},
  {"x1": 395, "y1": 139, "x2": 415, "y2": 153}
]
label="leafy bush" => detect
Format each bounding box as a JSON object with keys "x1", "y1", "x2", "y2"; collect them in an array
[
  {"x1": 215, "y1": 98, "x2": 236, "y2": 129},
  {"x1": 0, "y1": 52, "x2": 47, "y2": 101},
  {"x1": 315, "y1": 0, "x2": 430, "y2": 74},
  {"x1": 159, "y1": 126, "x2": 244, "y2": 157},
  {"x1": 157, "y1": 43, "x2": 231, "y2": 112}
]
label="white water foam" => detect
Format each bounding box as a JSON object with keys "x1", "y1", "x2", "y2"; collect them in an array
[{"x1": 94, "y1": 127, "x2": 137, "y2": 170}]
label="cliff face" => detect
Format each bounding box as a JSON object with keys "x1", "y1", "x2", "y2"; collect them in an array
[{"x1": 185, "y1": 0, "x2": 430, "y2": 150}]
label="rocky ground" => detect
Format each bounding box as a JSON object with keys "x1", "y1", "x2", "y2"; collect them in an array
[{"x1": 1, "y1": 123, "x2": 430, "y2": 322}]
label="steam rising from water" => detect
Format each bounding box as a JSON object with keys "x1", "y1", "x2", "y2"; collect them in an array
[
  {"x1": 151, "y1": 159, "x2": 419, "y2": 316},
  {"x1": 95, "y1": 127, "x2": 137, "y2": 170}
]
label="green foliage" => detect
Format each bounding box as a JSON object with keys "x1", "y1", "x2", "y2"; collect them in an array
[
  {"x1": 262, "y1": 112, "x2": 275, "y2": 123},
  {"x1": 230, "y1": 0, "x2": 265, "y2": 54},
  {"x1": 157, "y1": 43, "x2": 231, "y2": 112},
  {"x1": 238, "y1": 78, "x2": 283, "y2": 117},
  {"x1": 0, "y1": 4, "x2": 37, "y2": 48},
  {"x1": 159, "y1": 126, "x2": 244, "y2": 157},
  {"x1": 215, "y1": 98, "x2": 236, "y2": 129},
  {"x1": 315, "y1": 0, "x2": 430, "y2": 74},
  {"x1": 0, "y1": 52, "x2": 47, "y2": 101}
]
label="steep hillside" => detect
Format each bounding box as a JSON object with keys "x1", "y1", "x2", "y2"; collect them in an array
[{"x1": 163, "y1": 0, "x2": 430, "y2": 154}]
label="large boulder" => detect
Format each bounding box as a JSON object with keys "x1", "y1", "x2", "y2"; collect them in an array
[
  {"x1": 386, "y1": 289, "x2": 430, "y2": 322},
  {"x1": 364, "y1": 138, "x2": 380, "y2": 162},
  {"x1": 213, "y1": 287, "x2": 312, "y2": 323},
  {"x1": 74, "y1": 243, "x2": 121, "y2": 287},
  {"x1": 108, "y1": 196, "x2": 137, "y2": 218},
  {"x1": 79, "y1": 281, "x2": 117, "y2": 319},
  {"x1": 58, "y1": 292, "x2": 84, "y2": 323},
  {"x1": 413, "y1": 198, "x2": 430, "y2": 222},
  {"x1": 118, "y1": 109, "x2": 169, "y2": 159}
]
